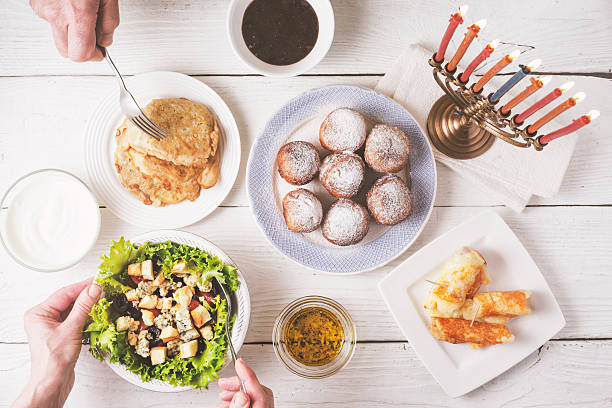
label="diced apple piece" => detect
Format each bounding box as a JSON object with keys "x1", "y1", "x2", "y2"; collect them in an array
[
  {"x1": 190, "y1": 305, "x2": 211, "y2": 328},
  {"x1": 179, "y1": 340, "x2": 198, "y2": 358},
  {"x1": 116, "y1": 316, "x2": 133, "y2": 332},
  {"x1": 141, "y1": 310, "x2": 155, "y2": 327},
  {"x1": 174, "y1": 286, "x2": 194, "y2": 308},
  {"x1": 200, "y1": 325, "x2": 214, "y2": 341},
  {"x1": 127, "y1": 263, "x2": 142, "y2": 276},
  {"x1": 153, "y1": 272, "x2": 165, "y2": 286},
  {"x1": 141, "y1": 260, "x2": 154, "y2": 280},
  {"x1": 138, "y1": 294, "x2": 158, "y2": 309},
  {"x1": 150, "y1": 347, "x2": 167, "y2": 365},
  {"x1": 160, "y1": 326, "x2": 179, "y2": 343},
  {"x1": 171, "y1": 260, "x2": 187, "y2": 274}
]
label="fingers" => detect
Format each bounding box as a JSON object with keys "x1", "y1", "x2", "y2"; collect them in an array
[
  {"x1": 219, "y1": 390, "x2": 235, "y2": 402},
  {"x1": 67, "y1": 3, "x2": 100, "y2": 62},
  {"x1": 34, "y1": 278, "x2": 93, "y2": 320},
  {"x1": 235, "y1": 359, "x2": 267, "y2": 399},
  {"x1": 51, "y1": 23, "x2": 68, "y2": 58},
  {"x1": 218, "y1": 376, "x2": 242, "y2": 392},
  {"x1": 96, "y1": 0, "x2": 120, "y2": 47},
  {"x1": 229, "y1": 391, "x2": 250, "y2": 408},
  {"x1": 61, "y1": 282, "x2": 102, "y2": 331}
]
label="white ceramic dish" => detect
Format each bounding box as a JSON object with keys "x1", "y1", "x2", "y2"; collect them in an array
[
  {"x1": 227, "y1": 0, "x2": 335, "y2": 77},
  {"x1": 0, "y1": 169, "x2": 100, "y2": 272},
  {"x1": 84, "y1": 71, "x2": 241, "y2": 229},
  {"x1": 247, "y1": 85, "x2": 437, "y2": 274},
  {"x1": 378, "y1": 210, "x2": 565, "y2": 397},
  {"x1": 105, "y1": 230, "x2": 251, "y2": 392}
]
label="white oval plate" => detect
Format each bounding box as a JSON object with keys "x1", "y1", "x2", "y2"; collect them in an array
[
  {"x1": 246, "y1": 85, "x2": 437, "y2": 274},
  {"x1": 106, "y1": 230, "x2": 251, "y2": 392},
  {"x1": 84, "y1": 71, "x2": 241, "y2": 229}
]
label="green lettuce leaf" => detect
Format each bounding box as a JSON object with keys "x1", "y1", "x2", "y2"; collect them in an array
[
  {"x1": 98, "y1": 237, "x2": 147, "y2": 281},
  {"x1": 84, "y1": 238, "x2": 240, "y2": 389}
]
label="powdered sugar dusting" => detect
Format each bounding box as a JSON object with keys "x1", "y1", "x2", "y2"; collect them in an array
[
  {"x1": 283, "y1": 189, "x2": 323, "y2": 232},
  {"x1": 365, "y1": 124, "x2": 410, "y2": 173},
  {"x1": 367, "y1": 175, "x2": 412, "y2": 225},
  {"x1": 319, "y1": 152, "x2": 365, "y2": 198},
  {"x1": 322, "y1": 199, "x2": 369, "y2": 246},
  {"x1": 277, "y1": 141, "x2": 320, "y2": 185},
  {"x1": 320, "y1": 108, "x2": 367, "y2": 152}
]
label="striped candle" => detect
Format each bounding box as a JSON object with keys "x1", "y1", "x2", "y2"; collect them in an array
[{"x1": 489, "y1": 59, "x2": 541, "y2": 104}]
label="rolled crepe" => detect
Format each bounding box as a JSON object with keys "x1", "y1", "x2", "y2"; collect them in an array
[
  {"x1": 430, "y1": 317, "x2": 515, "y2": 347},
  {"x1": 425, "y1": 247, "x2": 490, "y2": 317}
]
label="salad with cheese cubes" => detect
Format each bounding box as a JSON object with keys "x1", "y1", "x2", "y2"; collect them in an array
[{"x1": 82, "y1": 238, "x2": 239, "y2": 388}]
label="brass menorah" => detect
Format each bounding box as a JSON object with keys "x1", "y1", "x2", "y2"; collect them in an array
[{"x1": 426, "y1": 54, "x2": 545, "y2": 160}]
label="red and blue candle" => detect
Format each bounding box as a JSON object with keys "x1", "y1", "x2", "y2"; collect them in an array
[{"x1": 489, "y1": 59, "x2": 541, "y2": 104}]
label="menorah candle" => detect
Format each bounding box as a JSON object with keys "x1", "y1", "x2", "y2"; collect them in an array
[
  {"x1": 434, "y1": 5, "x2": 468, "y2": 63},
  {"x1": 489, "y1": 59, "x2": 541, "y2": 104},
  {"x1": 514, "y1": 81, "x2": 575, "y2": 124},
  {"x1": 472, "y1": 49, "x2": 520, "y2": 92},
  {"x1": 447, "y1": 19, "x2": 486, "y2": 72},
  {"x1": 501, "y1": 75, "x2": 551, "y2": 115},
  {"x1": 460, "y1": 39, "x2": 499, "y2": 82},
  {"x1": 539, "y1": 110, "x2": 599, "y2": 144},
  {"x1": 527, "y1": 92, "x2": 586, "y2": 133}
]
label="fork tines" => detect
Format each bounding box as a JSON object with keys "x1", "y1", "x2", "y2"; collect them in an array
[{"x1": 130, "y1": 113, "x2": 169, "y2": 141}]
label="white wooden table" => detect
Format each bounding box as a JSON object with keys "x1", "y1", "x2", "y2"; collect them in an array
[{"x1": 1, "y1": 1, "x2": 611, "y2": 406}]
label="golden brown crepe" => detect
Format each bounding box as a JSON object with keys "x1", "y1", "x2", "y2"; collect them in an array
[
  {"x1": 429, "y1": 317, "x2": 515, "y2": 347},
  {"x1": 114, "y1": 98, "x2": 221, "y2": 207},
  {"x1": 123, "y1": 98, "x2": 219, "y2": 167},
  {"x1": 425, "y1": 247, "x2": 490, "y2": 318}
]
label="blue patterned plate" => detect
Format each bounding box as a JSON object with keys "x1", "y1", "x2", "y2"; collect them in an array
[{"x1": 246, "y1": 85, "x2": 437, "y2": 274}]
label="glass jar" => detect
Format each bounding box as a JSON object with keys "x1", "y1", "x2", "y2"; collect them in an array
[{"x1": 272, "y1": 295, "x2": 357, "y2": 378}]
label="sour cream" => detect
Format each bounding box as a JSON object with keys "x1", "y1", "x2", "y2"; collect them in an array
[{"x1": 0, "y1": 170, "x2": 100, "y2": 271}]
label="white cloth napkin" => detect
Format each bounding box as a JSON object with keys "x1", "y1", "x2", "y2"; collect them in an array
[{"x1": 376, "y1": 44, "x2": 579, "y2": 212}]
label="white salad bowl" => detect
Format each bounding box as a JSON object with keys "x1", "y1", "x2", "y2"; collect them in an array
[
  {"x1": 104, "y1": 230, "x2": 251, "y2": 392},
  {"x1": 227, "y1": 0, "x2": 335, "y2": 77}
]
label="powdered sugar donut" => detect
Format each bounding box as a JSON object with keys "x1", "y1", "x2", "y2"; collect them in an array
[
  {"x1": 319, "y1": 152, "x2": 365, "y2": 198},
  {"x1": 282, "y1": 189, "x2": 323, "y2": 233},
  {"x1": 366, "y1": 175, "x2": 412, "y2": 225},
  {"x1": 277, "y1": 141, "x2": 320, "y2": 185},
  {"x1": 319, "y1": 108, "x2": 367, "y2": 152},
  {"x1": 364, "y1": 124, "x2": 410, "y2": 173},
  {"x1": 321, "y1": 199, "x2": 370, "y2": 246}
]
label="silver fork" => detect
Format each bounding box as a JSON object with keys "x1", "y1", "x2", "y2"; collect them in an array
[
  {"x1": 213, "y1": 278, "x2": 248, "y2": 396},
  {"x1": 98, "y1": 46, "x2": 169, "y2": 141}
]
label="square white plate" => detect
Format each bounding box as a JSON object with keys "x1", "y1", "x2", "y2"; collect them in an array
[{"x1": 378, "y1": 210, "x2": 565, "y2": 397}]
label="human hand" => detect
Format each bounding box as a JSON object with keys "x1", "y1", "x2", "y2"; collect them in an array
[
  {"x1": 12, "y1": 278, "x2": 102, "y2": 408},
  {"x1": 218, "y1": 359, "x2": 274, "y2": 408},
  {"x1": 30, "y1": 0, "x2": 119, "y2": 62}
]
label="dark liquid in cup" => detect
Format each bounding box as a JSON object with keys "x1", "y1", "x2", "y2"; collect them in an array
[{"x1": 241, "y1": 0, "x2": 319, "y2": 66}]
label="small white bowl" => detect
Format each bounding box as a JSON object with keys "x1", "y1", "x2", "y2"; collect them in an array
[
  {"x1": 227, "y1": 0, "x2": 335, "y2": 77},
  {"x1": 0, "y1": 169, "x2": 101, "y2": 272}
]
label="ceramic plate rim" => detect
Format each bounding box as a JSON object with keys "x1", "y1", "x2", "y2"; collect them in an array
[
  {"x1": 377, "y1": 210, "x2": 566, "y2": 397},
  {"x1": 103, "y1": 229, "x2": 251, "y2": 392},
  {"x1": 84, "y1": 71, "x2": 241, "y2": 229},
  {"x1": 246, "y1": 84, "x2": 437, "y2": 274}
]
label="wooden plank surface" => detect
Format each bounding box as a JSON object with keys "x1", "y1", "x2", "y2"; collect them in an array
[
  {"x1": 1, "y1": 340, "x2": 611, "y2": 407},
  {"x1": 0, "y1": 75, "x2": 609, "y2": 207},
  {"x1": 2, "y1": 0, "x2": 611, "y2": 405},
  {"x1": 2, "y1": 0, "x2": 611, "y2": 76},
  {"x1": 2, "y1": 206, "x2": 611, "y2": 344}
]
